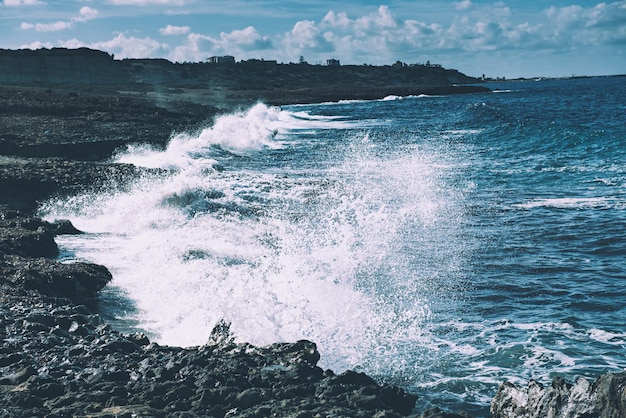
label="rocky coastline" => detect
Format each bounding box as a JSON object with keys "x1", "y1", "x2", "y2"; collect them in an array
[
  {"x1": 0, "y1": 80, "x2": 463, "y2": 417},
  {"x1": 1, "y1": 49, "x2": 624, "y2": 417}
]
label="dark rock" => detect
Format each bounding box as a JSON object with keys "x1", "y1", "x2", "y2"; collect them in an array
[
  {"x1": 2, "y1": 255, "x2": 112, "y2": 301},
  {"x1": 333, "y1": 370, "x2": 378, "y2": 386},
  {"x1": 236, "y1": 388, "x2": 264, "y2": 409},
  {"x1": 381, "y1": 385, "x2": 420, "y2": 415},
  {"x1": 50, "y1": 219, "x2": 83, "y2": 235},
  {"x1": 207, "y1": 318, "x2": 235, "y2": 347},
  {"x1": 0, "y1": 210, "x2": 84, "y2": 261},
  {"x1": 0, "y1": 365, "x2": 37, "y2": 385},
  {"x1": 0, "y1": 223, "x2": 58, "y2": 257},
  {"x1": 31, "y1": 382, "x2": 66, "y2": 399},
  {"x1": 420, "y1": 406, "x2": 472, "y2": 417},
  {"x1": 0, "y1": 353, "x2": 23, "y2": 367},
  {"x1": 491, "y1": 372, "x2": 626, "y2": 418}
]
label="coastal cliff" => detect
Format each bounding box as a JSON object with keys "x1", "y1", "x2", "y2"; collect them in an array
[{"x1": 0, "y1": 47, "x2": 487, "y2": 106}]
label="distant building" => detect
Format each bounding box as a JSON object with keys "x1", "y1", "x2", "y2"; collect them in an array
[
  {"x1": 425, "y1": 60, "x2": 442, "y2": 68},
  {"x1": 326, "y1": 58, "x2": 340, "y2": 67},
  {"x1": 207, "y1": 55, "x2": 235, "y2": 64},
  {"x1": 241, "y1": 58, "x2": 277, "y2": 65}
]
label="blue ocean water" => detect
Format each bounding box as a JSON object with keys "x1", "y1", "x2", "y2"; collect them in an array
[{"x1": 41, "y1": 76, "x2": 626, "y2": 415}]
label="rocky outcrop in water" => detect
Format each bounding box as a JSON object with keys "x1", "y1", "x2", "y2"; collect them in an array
[{"x1": 490, "y1": 373, "x2": 626, "y2": 418}]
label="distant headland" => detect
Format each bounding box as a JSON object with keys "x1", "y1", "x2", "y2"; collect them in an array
[{"x1": 0, "y1": 47, "x2": 488, "y2": 106}]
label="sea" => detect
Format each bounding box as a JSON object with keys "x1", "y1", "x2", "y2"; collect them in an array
[{"x1": 40, "y1": 76, "x2": 626, "y2": 416}]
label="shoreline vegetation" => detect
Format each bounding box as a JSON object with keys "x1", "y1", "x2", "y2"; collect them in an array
[{"x1": 1, "y1": 47, "x2": 624, "y2": 417}]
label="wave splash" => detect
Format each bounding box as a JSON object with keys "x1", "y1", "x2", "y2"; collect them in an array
[
  {"x1": 115, "y1": 103, "x2": 354, "y2": 171},
  {"x1": 40, "y1": 102, "x2": 457, "y2": 373}
]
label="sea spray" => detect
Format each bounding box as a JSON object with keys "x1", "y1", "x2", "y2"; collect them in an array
[
  {"x1": 40, "y1": 102, "x2": 460, "y2": 374},
  {"x1": 40, "y1": 78, "x2": 626, "y2": 414}
]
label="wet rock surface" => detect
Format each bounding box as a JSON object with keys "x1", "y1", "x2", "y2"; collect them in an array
[
  {"x1": 0, "y1": 85, "x2": 217, "y2": 160},
  {"x1": 0, "y1": 286, "x2": 420, "y2": 417},
  {"x1": 490, "y1": 373, "x2": 626, "y2": 418}
]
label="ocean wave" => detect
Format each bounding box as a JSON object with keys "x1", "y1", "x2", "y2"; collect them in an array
[
  {"x1": 115, "y1": 103, "x2": 356, "y2": 171},
  {"x1": 513, "y1": 197, "x2": 620, "y2": 210}
]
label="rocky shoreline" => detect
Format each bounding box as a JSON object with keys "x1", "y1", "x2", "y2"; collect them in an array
[
  {"x1": 0, "y1": 208, "x2": 419, "y2": 417},
  {"x1": 0, "y1": 83, "x2": 464, "y2": 417},
  {"x1": 1, "y1": 76, "x2": 624, "y2": 417}
]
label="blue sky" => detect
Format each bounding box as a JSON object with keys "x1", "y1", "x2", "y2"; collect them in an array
[{"x1": 1, "y1": 0, "x2": 625, "y2": 78}]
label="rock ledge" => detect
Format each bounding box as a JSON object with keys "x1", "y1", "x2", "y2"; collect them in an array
[{"x1": 491, "y1": 372, "x2": 626, "y2": 418}]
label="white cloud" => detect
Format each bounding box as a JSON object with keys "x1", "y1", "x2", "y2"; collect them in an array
[
  {"x1": 20, "y1": 21, "x2": 73, "y2": 32},
  {"x1": 220, "y1": 26, "x2": 272, "y2": 51},
  {"x1": 19, "y1": 5, "x2": 99, "y2": 32},
  {"x1": 159, "y1": 24, "x2": 191, "y2": 36},
  {"x1": 58, "y1": 33, "x2": 169, "y2": 59},
  {"x1": 93, "y1": 33, "x2": 168, "y2": 58},
  {"x1": 168, "y1": 26, "x2": 273, "y2": 62},
  {"x1": 109, "y1": 0, "x2": 187, "y2": 5},
  {"x1": 169, "y1": 33, "x2": 214, "y2": 62},
  {"x1": 322, "y1": 11, "x2": 350, "y2": 30},
  {"x1": 19, "y1": 41, "x2": 52, "y2": 50},
  {"x1": 353, "y1": 5, "x2": 398, "y2": 35},
  {"x1": 546, "y1": 1, "x2": 626, "y2": 30},
  {"x1": 3, "y1": 0, "x2": 44, "y2": 6},
  {"x1": 455, "y1": 0, "x2": 473, "y2": 11},
  {"x1": 76, "y1": 6, "x2": 99, "y2": 22},
  {"x1": 282, "y1": 20, "x2": 331, "y2": 54},
  {"x1": 545, "y1": 1, "x2": 626, "y2": 46}
]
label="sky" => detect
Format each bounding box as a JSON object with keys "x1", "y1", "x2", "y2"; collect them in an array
[{"x1": 1, "y1": 0, "x2": 625, "y2": 79}]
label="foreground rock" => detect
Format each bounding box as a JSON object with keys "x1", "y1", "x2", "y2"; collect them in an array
[
  {"x1": 0, "y1": 85, "x2": 216, "y2": 160},
  {"x1": 0, "y1": 286, "x2": 418, "y2": 417},
  {"x1": 0, "y1": 84, "x2": 190, "y2": 212},
  {"x1": 491, "y1": 373, "x2": 626, "y2": 418}
]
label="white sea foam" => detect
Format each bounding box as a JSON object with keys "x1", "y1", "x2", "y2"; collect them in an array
[
  {"x1": 40, "y1": 102, "x2": 461, "y2": 373},
  {"x1": 410, "y1": 94, "x2": 441, "y2": 98},
  {"x1": 115, "y1": 103, "x2": 355, "y2": 172},
  {"x1": 588, "y1": 329, "x2": 626, "y2": 344},
  {"x1": 513, "y1": 197, "x2": 617, "y2": 209}
]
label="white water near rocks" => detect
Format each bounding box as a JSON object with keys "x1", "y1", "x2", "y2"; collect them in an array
[
  {"x1": 41, "y1": 79, "x2": 626, "y2": 415},
  {"x1": 42, "y1": 103, "x2": 454, "y2": 370}
]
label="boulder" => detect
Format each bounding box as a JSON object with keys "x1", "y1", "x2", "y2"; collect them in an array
[
  {"x1": 491, "y1": 372, "x2": 626, "y2": 418},
  {"x1": 1, "y1": 254, "x2": 112, "y2": 302}
]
